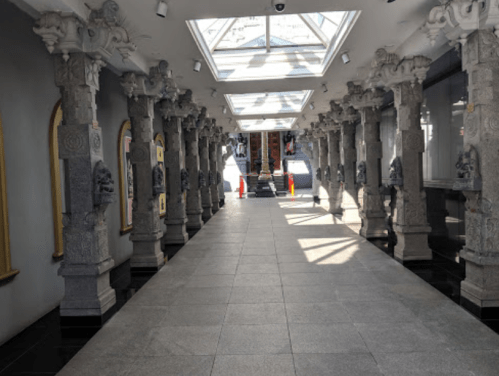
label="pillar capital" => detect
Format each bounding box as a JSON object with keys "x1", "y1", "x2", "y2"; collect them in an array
[{"x1": 348, "y1": 82, "x2": 384, "y2": 111}]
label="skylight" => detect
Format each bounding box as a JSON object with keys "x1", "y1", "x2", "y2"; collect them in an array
[
  {"x1": 238, "y1": 118, "x2": 297, "y2": 132},
  {"x1": 226, "y1": 90, "x2": 313, "y2": 116},
  {"x1": 188, "y1": 10, "x2": 360, "y2": 82}
]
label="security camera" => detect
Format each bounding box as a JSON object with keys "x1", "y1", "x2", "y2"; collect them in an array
[{"x1": 272, "y1": 0, "x2": 286, "y2": 13}]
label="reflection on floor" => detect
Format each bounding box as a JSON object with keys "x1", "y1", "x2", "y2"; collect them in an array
[{"x1": 1, "y1": 190, "x2": 499, "y2": 376}]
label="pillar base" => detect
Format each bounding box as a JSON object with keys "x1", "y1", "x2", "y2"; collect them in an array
[
  {"x1": 58, "y1": 259, "x2": 116, "y2": 318},
  {"x1": 187, "y1": 213, "x2": 204, "y2": 230},
  {"x1": 341, "y1": 206, "x2": 362, "y2": 224},
  {"x1": 164, "y1": 221, "x2": 189, "y2": 245},
  {"x1": 202, "y1": 207, "x2": 213, "y2": 222},
  {"x1": 360, "y1": 215, "x2": 388, "y2": 239},
  {"x1": 393, "y1": 225, "x2": 432, "y2": 261},
  {"x1": 130, "y1": 233, "x2": 165, "y2": 270}
]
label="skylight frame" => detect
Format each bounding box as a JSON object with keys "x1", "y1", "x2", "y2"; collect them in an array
[
  {"x1": 225, "y1": 90, "x2": 314, "y2": 116},
  {"x1": 187, "y1": 10, "x2": 361, "y2": 82},
  {"x1": 237, "y1": 117, "x2": 298, "y2": 132}
]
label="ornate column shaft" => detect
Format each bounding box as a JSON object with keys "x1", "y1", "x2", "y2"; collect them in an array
[
  {"x1": 298, "y1": 130, "x2": 316, "y2": 196},
  {"x1": 312, "y1": 139, "x2": 320, "y2": 198},
  {"x1": 185, "y1": 116, "x2": 204, "y2": 230},
  {"x1": 318, "y1": 136, "x2": 329, "y2": 201},
  {"x1": 54, "y1": 52, "x2": 116, "y2": 317},
  {"x1": 369, "y1": 49, "x2": 432, "y2": 261},
  {"x1": 210, "y1": 126, "x2": 222, "y2": 213},
  {"x1": 327, "y1": 129, "x2": 342, "y2": 214},
  {"x1": 217, "y1": 139, "x2": 224, "y2": 202},
  {"x1": 340, "y1": 120, "x2": 362, "y2": 224},
  {"x1": 199, "y1": 121, "x2": 214, "y2": 221},
  {"x1": 260, "y1": 131, "x2": 272, "y2": 179},
  {"x1": 350, "y1": 84, "x2": 387, "y2": 238}
]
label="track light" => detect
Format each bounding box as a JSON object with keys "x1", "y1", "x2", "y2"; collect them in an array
[
  {"x1": 193, "y1": 60, "x2": 201, "y2": 72},
  {"x1": 341, "y1": 52, "x2": 350, "y2": 64},
  {"x1": 309, "y1": 102, "x2": 315, "y2": 110},
  {"x1": 156, "y1": 1, "x2": 168, "y2": 17},
  {"x1": 322, "y1": 84, "x2": 328, "y2": 93},
  {"x1": 211, "y1": 89, "x2": 218, "y2": 98},
  {"x1": 262, "y1": 116, "x2": 267, "y2": 121}
]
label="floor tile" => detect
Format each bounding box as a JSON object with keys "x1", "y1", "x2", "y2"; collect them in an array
[
  {"x1": 286, "y1": 302, "x2": 351, "y2": 324},
  {"x1": 217, "y1": 324, "x2": 291, "y2": 355},
  {"x1": 126, "y1": 355, "x2": 214, "y2": 376},
  {"x1": 225, "y1": 303, "x2": 286, "y2": 325},
  {"x1": 229, "y1": 286, "x2": 284, "y2": 304},
  {"x1": 212, "y1": 354, "x2": 295, "y2": 376},
  {"x1": 146, "y1": 326, "x2": 221, "y2": 356},
  {"x1": 343, "y1": 300, "x2": 418, "y2": 323},
  {"x1": 173, "y1": 287, "x2": 232, "y2": 305},
  {"x1": 283, "y1": 285, "x2": 337, "y2": 303},
  {"x1": 160, "y1": 305, "x2": 227, "y2": 326},
  {"x1": 237, "y1": 264, "x2": 279, "y2": 274},
  {"x1": 294, "y1": 353, "x2": 383, "y2": 376},
  {"x1": 233, "y1": 273, "x2": 281, "y2": 286}
]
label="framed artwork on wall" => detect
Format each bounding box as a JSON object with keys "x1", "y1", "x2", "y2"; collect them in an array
[{"x1": 118, "y1": 120, "x2": 133, "y2": 234}]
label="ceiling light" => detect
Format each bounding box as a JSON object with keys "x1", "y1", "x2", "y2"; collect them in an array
[
  {"x1": 193, "y1": 60, "x2": 202, "y2": 72},
  {"x1": 309, "y1": 102, "x2": 315, "y2": 110},
  {"x1": 341, "y1": 52, "x2": 350, "y2": 64},
  {"x1": 211, "y1": 89, "x2": 218, "y2": 98},
  {"x1": 156, "y1": 1, "x2": 168, "y2": 17},
  {"x1": 322, "y1": 84, "x2": 328, "y2": 93}
]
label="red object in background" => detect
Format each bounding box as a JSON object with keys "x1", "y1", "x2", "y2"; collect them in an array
[
  {"x1": 239, "y1": 175, "x2": 244, "y2": 198},
  {"x1": 288, "y1": 174, "x2": 295, "y2": 196}
]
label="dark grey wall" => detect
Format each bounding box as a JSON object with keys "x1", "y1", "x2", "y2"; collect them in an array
[{"x1": 0, "y1": 1, "x2": 64, "y2": 346}]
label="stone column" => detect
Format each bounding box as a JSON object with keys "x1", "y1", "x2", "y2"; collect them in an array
[
  {"x1": 54, "y1": 53, "x2": 116, "y2": 318},
  {"x1": 350, "y1": 84, "x2": 387, "y2": 238},
  {"x1": 217, "y1": 139, "x2": 225, "y2": 203},
  {"x1": 318, "y1": 135, "x2": 329, "y2": 202},
  {"x1": 260, "y1": 131, "x2": 272, "y2": 179},
  {"x1": 199, "y1": 121, "x2": 214, "y2": 221},
  {"x1": 121, "y1": 63, "x2": 174, "y2": 270},
  {"x1": 326, "y1": 129, "x2": 343, "y2": 215},
  {"x1": 298, "y1": 130, "x2": 316, "y2": 196},
  {"x1": 210, "y1": 126, "x2": 222, "y2": 213},
  {"x1": 369, "y1": 49, "x2": 432, "y2": 261},
  {"x1": 312, "y1": 139, "x2": 320, "y2": 199}
]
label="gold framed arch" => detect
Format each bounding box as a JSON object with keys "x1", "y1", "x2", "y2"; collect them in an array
[
  {"x1": 154, "y1": 133, "x2": 167, "y2": 218},
  {"x1": 0, "y1": 112, "x2": 19, "y2": 283},
  {"x1": 49, "y1": 100, "x2": 64, "y2": 260},
  {"x1": 118, "y1": 120, "x2": 133, "y2": 234}
]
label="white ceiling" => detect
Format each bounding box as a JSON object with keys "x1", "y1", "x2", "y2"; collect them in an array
[{"x1": 15, "y1": 0, "x2": 445, "y2": 131}]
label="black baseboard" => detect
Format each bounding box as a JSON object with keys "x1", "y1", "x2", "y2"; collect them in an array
[
  {"x1": 461, "y1": 296, "x2": 499, "y2": 320},
  {"x1": 60, "y1": 304, "x2": 116, "y2": 329}
]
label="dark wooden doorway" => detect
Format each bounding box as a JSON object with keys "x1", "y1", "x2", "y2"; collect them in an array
[{"x1": 250, "y1": 132, "x2": 281, "y2": 173}]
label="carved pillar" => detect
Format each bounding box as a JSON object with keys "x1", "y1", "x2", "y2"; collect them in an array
[
  {"x1": 327, "y1": 129, "x2": 342, "y2": 214},
  {"x1": 350, "y1": 85, "x2": 387, "y2": 238},
  {"x1": 54, "y1": 53, "x2": 116, "y2": 317},
  {"x1": 298, "y1": 131, "x2": 316, "y2": 196},
  {"x1": 312, "y1": 139, "x2": 320, "y2": 199},
  {"x1": 210, "y1": 127, "x2": 222, "y2": 213},
  {"x1": 369, "y1": 49, "x2": 432, "y2": 261},
  {"x1": 340, "y1": 120, "x2": 362, "y2": 224},
  {"x1": 184, "y1": 115, "x2": 204, "y2": 230},
  {"x1": 199, "y1": 121, "x2": 214, "y2": 221},
  {"x1": 217, "y1": 139, "x2": 225, "y2": 202},
  {"x1": 318, "y1": 135, "x2": 329, "y2": 203}
]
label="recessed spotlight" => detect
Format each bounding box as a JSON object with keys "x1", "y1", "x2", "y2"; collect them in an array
[
  {"x1": 211, "y1": 89, "x2": 218, "y2": 98},
  {"x1": 156, "y1": 1, "x2": 168, "y2": 17},
  {"x1": 262, "y1": 116, "x2": 267, "y2": 121},
  {"x1": 322, "y1": 84, "x2": 328, "y2": 93},
  {"x1": 309, "y1": 102, "x2": 315, "y2": 110},
  {"x1": 341, "y1": 52, "x2": 350, "y2": 64},
  {"x1": 193, "y1": 60, "x2": 202, "y2": 72}
]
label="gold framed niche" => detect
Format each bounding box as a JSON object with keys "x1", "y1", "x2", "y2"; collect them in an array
[
  {"x1": 118, "y1": 120, "x2": 133, "y2": 234},
  {"x1": 154, "y1": 133, "x2": 167, "y2": 218},
  {"x1": 49, "y1": 100, "x2": 64, "y2": 260},
  {"x1": 0, "y1": 112, "x2": 19, "y2": 284}
]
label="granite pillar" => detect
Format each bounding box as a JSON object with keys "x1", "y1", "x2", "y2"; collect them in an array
[
  {"x1": 210, "y1": 127, "x2": 222, "y2": 213},
  {"x1": 318, "y1": 135, "x2": 330, "y2": 204},
  {"x1": 327, "y1": 130, "x2": 343, "y2": 215},
  {"x1": 184, "y1": 117, "x2": 204, "y2": 230},
  {"x1": 54, "y1": 52, "x2": 116, "y2": 317},
  {"x1": 199, "y1": 121, "x2": 214, "y2": 221},
  {"x1": 312, "y1": 139, "x2": 320, "y2": 200}
]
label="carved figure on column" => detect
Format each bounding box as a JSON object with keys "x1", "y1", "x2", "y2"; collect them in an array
[
  {"x1": 236, "y1": 133, "x2": 247, "y2": 158},
  {"x1": 325, "y1": 166, "x2": 331, "y2": 181},
  {"x1": 199, "y1": 171, "x2": 206, "y2": 187},
  {"x1": 337, "y1": 164, "x2": 345, "y2": 182},
  {"x1": 454, "y1": 144, "x2": 482, "y2": 190},
  {"x1": 152, "y1": 164, "x2": 165, "y2": 196},
  {"x1": 283, "y1": 131, "x2": 296, "y2": 155},
  {"x1": 389, "y1": 157, "x2": 403, "y2": 186},
  {"x1": 209, "y1": 171, "x2": 215, "y2": 186},
  {"x1": 181, "y1": 169, "x2": 190, "y2": 192},
  {"x1": 94, "y1": 160, "x2": 115, "y2": 206},
  {"x1": 356, "y1": 162, "x2": 366, "y2": 184}
]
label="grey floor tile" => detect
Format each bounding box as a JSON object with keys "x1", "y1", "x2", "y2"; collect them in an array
[
  {"x1": 126, "y1": 355, "x2": 214, "y2": 376},
  {"x1": 146, "y1": 325, "x2": 222, "y2": 356},
  {"x1": 230, "y1": 286, "x2": 284, "y2": 303},
  {"x1": 225, "y1": 303, "x2": 286, "y2": 324},
  {"x1": 161, "y1": 304, "x2": 227, "y2": 326},
  {"x1": 279, "y1": 263, "x2": 323, "y2": 273},
  {"x1": 233, "y1": 273, "x2": 281, "y2": 286},
  {"x1": 281, "y1": 273, "x2": 336, "y2": 286},
  {"x1": 185, "y1": 274, "x2": 234, "y2": 288},
  {"x1": 286, "y1": 302, "x2": 351, "y2": 324},
  {"x1": 388, "y1": 283, "x2": 446, "y2": 301},
  {"x1": 237, "y1": 263, "x2": 279, "y2": 274},
  {"x1": 106, "y1": 306, "x2": 168, "y2": 328},
  {"x1": 193, "y1": 263, "x2": 238, "y2": 275},
  {"x1": 240, "y1": 255, "x2": 278, "y2": 264},
  {"x1": 218, "y1": 324, "x2": 291, "y2": 355},
  {"x1": 212, "y1": 355, "x2": 295, "y2": 376},
  {"x1": 294, "y1": 353, "x2": 383, "y2": 376},
  {"x1": 173, "y1": 287, "x2": 232, "y2": 305},
  {"x1": 283, "y1": 285, "x2": 337, "y2": 303},
  {"x1": 242, "y1": 248, "x2": 276, "y2": 256},
  {"x1": 453, "y1": 350, "x2": 499, "y2": 376},
  {"x1": 127, "y1": 288, "x2": 177, "y2": 306},
  {"x1": 57, "y1": 355, "x2": 136, "y2": 376},
  {"x1": 335, "y1": 285, "x2": 397, "y2": 301},
  {"x1": 355, "y1": 322, "x2": 443, "y2": 353},
  {"x1": 372, "y1": 350, "x2": 473, "y2": 375},
  {"x1": 400, "y1": 298, "x2": 478, "y2": 322},
  {"x1": 343, "y1": 300, "x2": 419, "y2": 323},
  {"x1": 78, "y1": 326, "x2": 152, "y2": 357},
  {"x1": 289, "y1": 323, "x2": 368, "y2": 354},
  {"x1": 423, "y1": 320, "x2": 499, "y2": 350}
]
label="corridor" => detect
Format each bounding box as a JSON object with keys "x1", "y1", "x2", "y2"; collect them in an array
[{"x1": 57, "y1": 193, "x2": 499, "y2": 376}]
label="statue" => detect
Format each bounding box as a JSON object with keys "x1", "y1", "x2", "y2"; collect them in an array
[
  {"x1": 454, "y1": 144, "x2": 482, "y2": 191},
  {"x1": 209, "y1": 171, "x2": 215, "y2": 186},
  {"x1": 325, "y1": 166, "x2": 331, "y2": 182},
  {"x1": 283, "y1": 131, "x2": 296, "y2": 156},
  {"x1": 127, "y1": 158, "x2": 133, "y2": 198},
  {"x1": 316, "y1": 167, "x2": 322, "y2": 181},
  {"x1": 357, "y1": 161, "x2": 367, "y2": 184},
  {"x1": 236, "y1": 133, "x2": 247, "y2": 158},
  {"x1": 94, "y1": 160, "x2": 115, "y2": 206},
  {"x1": 152, "y1": 164, "x2": 165, "y2": 196},
  {"x1": 198, "y1": 170, "x2": 206, "y2": 188},
  {"x1": 388, "y1": 157, "x2": 403, "y2": 186},
  {"x1": 217, "y1": 172, "x2": 222, "y2": 185},
  {"x1": 89, "y1": 0, "x2": 119, "y2": 25},
  {"x1": 337, "y1": 164, "x2": 345, "y2": 183},
  {"x1": 181, "y1": 168, "x2": 190, "y2": 192}
]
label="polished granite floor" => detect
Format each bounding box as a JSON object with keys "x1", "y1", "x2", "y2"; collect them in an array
[{"x1": 2, "y1": 192, "x2": 499, "y2": 375}]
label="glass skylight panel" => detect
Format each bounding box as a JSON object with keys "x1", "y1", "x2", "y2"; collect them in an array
[
  {"x1": 269, "y1": 15, "x2": 322, "y2": 46},
  {"x1": 217, "y1": 16, "x2": 266, "y2": 49},
  {"x1": 226, "y1": 91, "x2": 313, "y2": 116},
  {"x1": 196, "y1": 18, "x2": 233, "y2": 46},
  {"x1": 238, "y1": 118, "x2": 297, "y2": 132}
]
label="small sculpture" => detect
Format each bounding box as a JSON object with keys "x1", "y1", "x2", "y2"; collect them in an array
[
  {"x1": 209, "y1": 171, "x2": 215, "y2": 186},
  {"x1": 181, "y1": 168, "x2": 190, "y2": 192},
  {"x1": 236, "y1": 133, "x2": 247, "y2": 158},
  {"x1": 89, "y1": 0, "x2": 119, "y2": 25},
  {"x1": 199, "y1": 170, "x2": 206, "y2": 187},
  {"x1": 388, "y1": 157, "x2": 403, "y2": 186},
  {"x1": 217, "y1": 172, "x2": 222, "y2": 185},
  {"x1": 94, "y1": 160, "x2": 115, "y2": 206},
  {"x1": 316, "y1": 167, "x2": 322, "y2": 181},
  {"x1": 454, "y1": 144, "x2": 482, "y2": 191},
  {"x1": 283, "y1": 131, "x2": 296, "y2": 156},
  {"x1": 127, "y1": 159, "x2": 133, "y2": 198},
  {"x1": 152, "y1": 164, "x2": 165, "y2": 196},
  {"x1": 325, "y1": 166, "x2": 331, "y2": 182},
  {"x1": 337, "y1": 164, "x2": 345, "y2": 183},
  {"x1": 357, "y1": 161, "x2": 367, "y2": 184}
]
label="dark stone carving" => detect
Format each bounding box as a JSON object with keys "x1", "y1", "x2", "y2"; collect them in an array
[
  {"x1": 283, "y1": 131, "x2": 296, "y2": 156},
  {"x1": 209, "y1": 171, "x2": 215, "y2": 186},
  {"x1": 236, "y1": 133, "x2": 247, "y2": 158},
  {"x1": 217, "y1": 172, "x2": 222, "y2": 185},
  {"x1": 357, "y1": 161, "x2": 367, "y2": 184},
  {"x1": 198, "y1": 170, "x2": 206, "y2": 187},
  {"x1": 453, "y1": 144, "x2": 482, "y2": 191},
  {"x1": 388, "y1": 157, "x2": 403, "y2": 186},
  {"x1": 337, "y1": 164, "x2": 345, "y2": 183},
  {"x1": 89, "y1": 0, "x2": 119, "y2": 24},
  {"x1": 152, "y1": 164, "x2": 165, "y2": 196},
  {"x1": 325, "y1": 166, "x2": 331, "y2": 182},
  {"x1": 181, "y1": 168, "x2": 190, "y2": 192},
  {"x1": 316, "y1": 167, "x2": 322, "y2": 181},
  {"x1": 94, "y1": 160, "x2": 115, "y2": 206}
]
